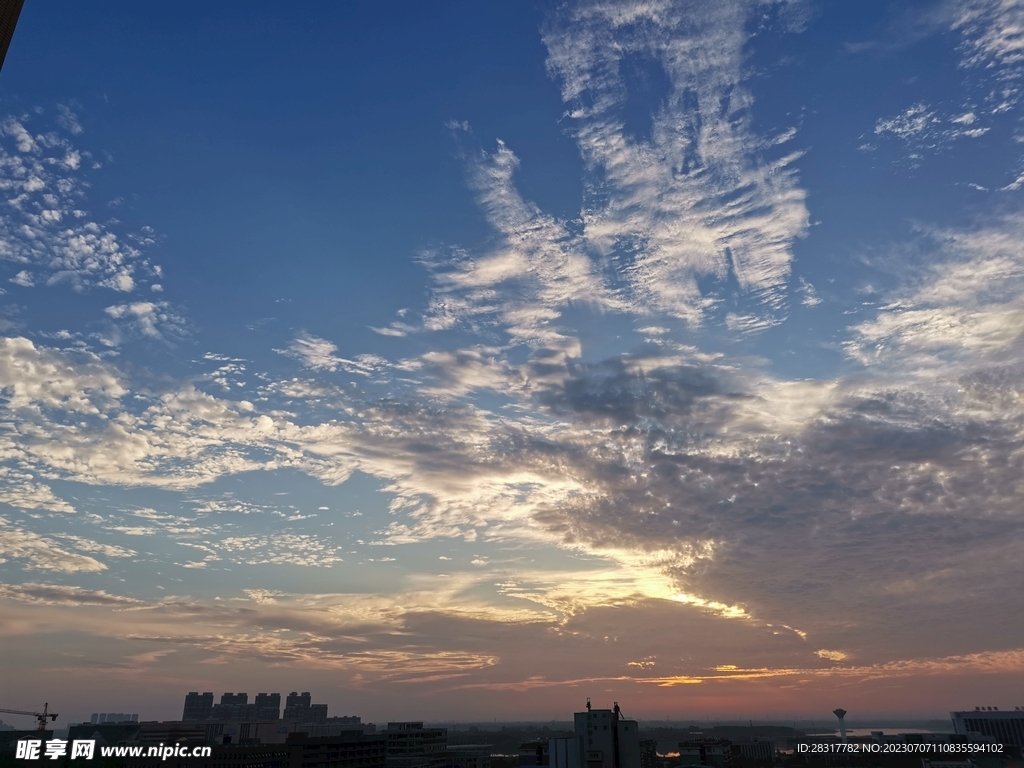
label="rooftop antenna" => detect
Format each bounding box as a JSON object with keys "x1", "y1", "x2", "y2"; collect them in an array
[
  {"x1": 833, "y1": 709, "x2": 848, "y2": 744},
  {"x1": 586, "y1": 698, "x2": 591, "y2": 712}
]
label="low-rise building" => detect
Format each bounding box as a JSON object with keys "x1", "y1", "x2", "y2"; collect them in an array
[
  {"x1": 445, "y1": 743, "x2": 492, "y2": 768},
  {"x1": 0, "y1": 730, "x2": 54, "y2": 753},
  {"x1": 287, "y1": 731, "x2": 387, "y2": 768},
  {"x1": 90, "y1": 712, "x2": 139, "y2": 724},
  {"x1": 67, "y1": 721, "x2": 143, "y2": 747},
  {"x1": 303, "y1": 717, "x2": 372, "y2": 738},
  {"x1": 520, "y1": 741, "x2": 548, "y2": 767},
  {"x1": 730, "y1": 740, "x2": 773, "y2": 764},
  {"x1": 123, "y1": 744, "x2": 288, "y2": 768},
  {"x1": 639, "y1": 740, "x2": 657, "y2": 768},
  {"x1": 384, "y1": 722, "x2": 448, "y2": 768},
  {"x1": 119, "y1": 730, "x2": 386, "y2": 768},
  {"x1": 676, "y1": 739, "x2": 731, "y2": 768},
  {"x1": 133, "y1": 721, "x2": 208, "y2": 747},
  {"x1": 951, "y1": 709, "x2": 1024, "y2": 752}
]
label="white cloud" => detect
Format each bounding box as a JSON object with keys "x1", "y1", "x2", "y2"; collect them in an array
[
  {"x1": 0, "y1": 337, "x2": 278, "y2": 489},
  {"x1": 217, "y1": 534, "x2": 343, "y2": 567},
  {"x1": 0, "y1": 468, "x2": 76, "y2": 513},
  {"x1": 411, "y1": 1, "x2": 810, "y2": 343},
  {"x1": 815, "y1": 648, "x2": 848, "y2": 662},
  {"x1": 1000, "y1": 170, "x2": 1024, "y2": 190},
  {"x1": 870, "y1": 0, "x2": 1024, "y2": 159},
  {"x1": 874, "y1": 103, "x2": 941, "y2": 140},
  {"x1": 103, "y1": 301, "x2": 187, "y2": 341},
  {"x1": 0, "y1": 336, "x2": 126, "y2": 413},
  {"x1": 1, "y1": 116, "x2": 38, "y2": 153},
  {"x1": 798, "y1": 276, "x2": 822, "y2": 306},
  {"x1": 873, "y1": 102, "x2": 992, "y2": 152},
  {"x1": 192, "y1": 499, "x2": 277, "y2": 516},
  {"x1": 950, "y1": 0, "x2": 1024, "y2": 70},
  {"x1": 543, "y1": 0, "x2": 809, "y2": 323},
  {"x1": 422, "y1": 141, "x2": 616, "y2": 343},
  {"x1": 278, "y1": 334, "x2": 390, "y2": 377},
  {"x1": 9, "y1": 270, "x2": 34, "y2": 287},
  {"x1": 0, "y1": 517, "x2": 107, "y2": 572},
  {"x1": 244, "y1": 588, "x2": 286, "y2": 604},
  {"x1": 725, "y1": 311, "x2": 785, "y2": 334},
  {"x1": 56, "y1": 104, "x2": 84, "y2": 136},
  {"x1": 58, "y1": 535, "x2": 136, "y2": 559},
  {"x1": 0, "y1": 112, "x2": 160, "y2": 294},
  {"x1": 847, "y1": 214, "x2": 1024, "y2": 371}
]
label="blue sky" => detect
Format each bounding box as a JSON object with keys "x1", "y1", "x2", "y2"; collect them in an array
[{"x1": 1, "y1": 0, "x2": 1024, "y2": 723}]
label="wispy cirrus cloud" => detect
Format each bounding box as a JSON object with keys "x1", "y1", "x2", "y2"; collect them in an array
[
  {"x1": 544, "y1": 0, "x2": 809, "y2": 324},
  {"x1": 421, "y1": 140, "x2": 616, "y2": 346},
  {"x1": 409, "y1": 0, "x2": 811, "y2": 343},
  {"x1": 277, "y1": 333, "x2": 390, "y2": 377},
  {"x1": 950, "y1": 0, "x2": 1024, "y2": 71},
  {"x1": 847, "y1": 213, "x2": 1024, "y2": 371},
  {"x1": 865, "y1": 0, "x2": 1024, "y2": 160},
  {"x1": 872, "y1": 103, "x2": 989, "y2": 148}
]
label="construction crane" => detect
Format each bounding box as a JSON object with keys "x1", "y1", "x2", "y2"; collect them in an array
[{"x1": 0, "y1": 703, "x2": 58, "y2": 733}]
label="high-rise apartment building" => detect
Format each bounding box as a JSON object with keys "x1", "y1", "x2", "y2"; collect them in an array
[
  {"x1": 284, "y1": 691, "x2": 328, "y2": 722},
  {"x1": 181, "y1": 689, "x2": 344, "y2": 724},
  {"x1": 182, "y1": 692, "x2": 214, "y2": 722},
  {"x1": 254, "y1": 693, "x2": 281, "y2": 721},
  {"x1": 285, "y1": 692, "x2": 311, "y2": 714},
  {"x1": 212, "y1": 693, "x2": 257, "y2": 721}
]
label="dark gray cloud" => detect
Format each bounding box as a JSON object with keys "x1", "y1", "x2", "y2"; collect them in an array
[{"x1": 537, "y1": 356, "x2": 726, "y2": 423}]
